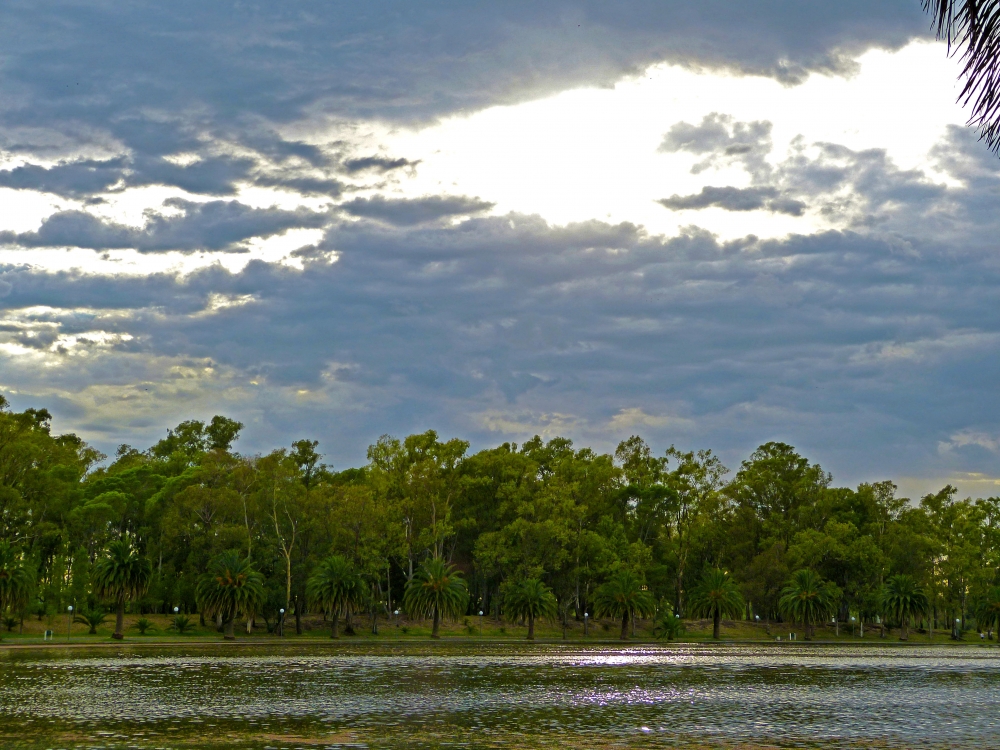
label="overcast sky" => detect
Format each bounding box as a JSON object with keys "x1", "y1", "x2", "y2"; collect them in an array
[{"x1": 2, "y1": 1, "x2": 999, "y2": 497}]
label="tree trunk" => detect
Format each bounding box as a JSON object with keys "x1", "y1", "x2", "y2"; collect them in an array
[
  {"x1": 713, "y1": 611, "x2": 721, "y2": 640},
  {"x1": 113, "y1": 599, "x2": 125, "y2": 639},
  {"x1": 224, "y1": 617, "x2": 235, "y2": 640},
  {"x1": 527, "y1": 613, "x2": 535, "y2": 640},
  {"x1": 620, "y1": 612, "x2": 629, "y2": 640},
  {"x1": 432, "y1": 605, "x2": 441, "y2": 638},
  {"x1": 331, "y1": 614, "x2": 339, "y2": 639},
  {"x1": 901, "y1": 618, "x2": 909, "y2": 641}
]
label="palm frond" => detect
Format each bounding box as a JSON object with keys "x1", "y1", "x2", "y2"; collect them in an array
[{"x1": 925, "y1": 0, "x2": 1000, "y2": 152}]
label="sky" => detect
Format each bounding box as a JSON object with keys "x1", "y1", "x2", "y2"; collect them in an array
[{"x1": 1, "y1": 0, "x2": 999, "y2": 498}]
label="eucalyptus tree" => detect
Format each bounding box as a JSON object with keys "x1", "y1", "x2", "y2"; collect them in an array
[
  {"x1": 975, "y1": 586, "x2": 1000, "y2": 636},
  {"x1": 593, "y1": 569, "x2": 656, "y2": 640},
  {"x1": 92, "y1": 538, "x2": 152, "y2": 639},
  {"x1": 306, "y1": 554, "x2": 364, "y2": 638},
  {"x1": 196, "y1": 550, "x2": 265, "y2": 640},
  {"x1": 403, "y1": 558, "x2": 469, "y2": 638},
  {"x1": 689, "y1": 568, "x2": 745, "y2": 640},
  {"x1": 779, "y1": 569, "x2": 838, "y2": 640},
  {"x1": 881, "y1": 574, "x2": 929, "y2": 641},
  {"x1": 504, "y1": 578, "x2": 558, "y2": 640}
]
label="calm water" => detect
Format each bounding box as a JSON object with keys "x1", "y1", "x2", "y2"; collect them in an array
[{"x1": 1, "y1": 642, "x2": 998, "y2": 749}]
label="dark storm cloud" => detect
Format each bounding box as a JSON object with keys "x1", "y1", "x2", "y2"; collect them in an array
[
  {"x1": 0, "y1": 1, "x2": 931, "y2": 200},
  {"x1": 340, "y1": 196, "x2": 496, "y2": 226},
  {"x1": 658, "y1": 186, "x2": 806, "y2": 215},
  {"x1": 4, "y1": 200, "x2": 329, "y2": 252},
  {"x1": 4, "y1": 128, "x2": 1000, "y2": 485},
  {"x1": 0, "y1": 157, "x2": 128, "y2": 197},
  {"x1": 342, "y1": 157, "x2": 419, "y2": 174}
]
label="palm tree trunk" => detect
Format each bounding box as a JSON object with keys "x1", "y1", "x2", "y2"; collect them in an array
[
  {"x1": 113, "y1": 599, "x2": 125, "y2": 639},
  {"x1": 527, "y1": 614, "x2": 535, "y2": 640},
  {"x1": 620, "y1": 612, "x2": 629, "y2": 640},
  {"x1": 432, "y1": 605, "x2": 441, "y2": 638},
  {"x1": 713, "y1": 611, "x2": 720, "y2": 640},
  {"x1": 901, "y1": 618, "x2": 909, "y2": 641},
  {"x1": 331, "y1": 614, "x2": 339, "y2": 639},
  {"x1": 224, "y1": 617, "x2": 235, "y2": 640}
]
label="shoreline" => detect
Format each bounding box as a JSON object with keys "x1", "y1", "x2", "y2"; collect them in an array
[{"x1": 2, "y1": 636, "x2": 996, "y2": 652}]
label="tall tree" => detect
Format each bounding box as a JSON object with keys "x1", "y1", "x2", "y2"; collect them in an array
[
  {"x1": 504, "y1": 578, "x2": 558, "y2": 640},
  {"x1": 306, "y1": 555, "x2": 363, "y2": 639},
  {"x1": 403, "y1": 558, "x2": 469, "y2": 638},
  {"x1": 196, "y1": 550, "x2": 265, "y2": 640},
  {"x1": 778, "y1": 568, "x2": 838, "y2": 640},
  {"x1": 92, "y1": 538, "x2": 152, "y2": 639},
  {"x1": 881, "y1": 574, "x2": 928, "y2": 641},
  {"x1": 689, "y1": 568, "x2": 745, "y2": 640},
  {"x1": 593, "y1": 569, "x2": 656, "y2": 640}
]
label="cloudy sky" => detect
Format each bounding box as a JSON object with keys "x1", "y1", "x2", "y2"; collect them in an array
[{"x1": 2, "y1": 0, "x2": 999, "y2": 496}]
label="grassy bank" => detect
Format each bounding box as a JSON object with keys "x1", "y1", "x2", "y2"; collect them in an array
[{"x1": 0, "y1": 611, "x2": 993, "y2": 647}]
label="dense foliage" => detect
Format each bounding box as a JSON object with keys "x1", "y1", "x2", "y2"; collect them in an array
[{"x1": 2, "y1": 395, "x2": 1000, "y2": 639}]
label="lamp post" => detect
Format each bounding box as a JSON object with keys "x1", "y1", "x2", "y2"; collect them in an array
[
  {"x1": 851, "y1": 616, "x2": 856, "y2": 637},
  {"x1": 954, "y1": 617, "x2": 961, "y2": 640},
  {"x1": 279, "y1": 608, "x2": 285, "y2": 637},
  {"x1": 394, "y1": 609, "x2": 400, "y2": 627},
  {"x1": 584, "y1": 611, "x2": 589, "y2": 637},
  {"x1": 478, "y1": 610, "x2": 484, "y2": 637},
  {"x1": 174, "y1": 606, "x2": 179, "y2": 614},
  {"x1": 67, "y1": 605, "x2": 73, "y2": 641}
]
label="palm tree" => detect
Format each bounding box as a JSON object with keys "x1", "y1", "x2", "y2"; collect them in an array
[
  {"x1": 196, "y1": 550, "x2": 265, "y2": 640},
  {"x1": 169, "y1": 614, "x2": 195, "y2": 634},
  {"x1": 0, "y1": 543, "x2": 31, "y2": 630},
  {"x1": 924, "y1": 0, "x2": 1000, "y2": 153},
  {"x1": 975, "y1": 586, "x2": 1000, "y2": 637},
  {"x1": 593, "y1": 569, "x2": 656, "y2": 640},
  {"x1": 306, "y1": 555, "x2": 364, "y2": 639},
  {"x1": 73, "y1": 609, "x2": 109, "y2": 635},
  {"x1": 881, "y1": 574, "x2": 928, "y2": 641},
  {"x1": 689, "y1": 568, "x2": 745, "y2": 640},
  {"x1": 92, "y1": 538, "x2": 152, "y2": 640},
  {"x1": 779, "y1": 569, "x2": 837, "y2": 640},
  {"x1": 403, "y1": 558, "x2": 469, "y2": 638},
  {"x1": 652, "y1": 607, "x2": 685, "y2": 641},
  {"x1": 504, "y1": 578, "x2": 558, "y2": 640}
]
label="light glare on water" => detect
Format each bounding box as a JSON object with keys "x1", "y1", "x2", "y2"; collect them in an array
[{"x1": 0, "y1": 643, "x2": 997, "y2": 749}]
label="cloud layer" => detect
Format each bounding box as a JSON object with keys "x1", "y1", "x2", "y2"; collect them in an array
[{"x1": 4, "y1": 1, "x2": 998, "y2": 495}]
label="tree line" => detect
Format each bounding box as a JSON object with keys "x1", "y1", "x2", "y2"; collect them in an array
[{"x1": 1, "y1": 395, "x2": 999, "y2": 641}]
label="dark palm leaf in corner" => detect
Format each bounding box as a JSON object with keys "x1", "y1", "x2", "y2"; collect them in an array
[{"x1": 925, "y1": 0, "x2": 1000, "y2": 153}]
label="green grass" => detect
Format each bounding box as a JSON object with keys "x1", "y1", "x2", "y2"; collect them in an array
[{"x1": 0, "y1": 610, "x2": 993, "y2": 647}]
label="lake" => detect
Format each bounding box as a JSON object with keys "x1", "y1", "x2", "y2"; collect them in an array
[{"x1": 1, "y1": 642, "x2": 997, "y2": 749}]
